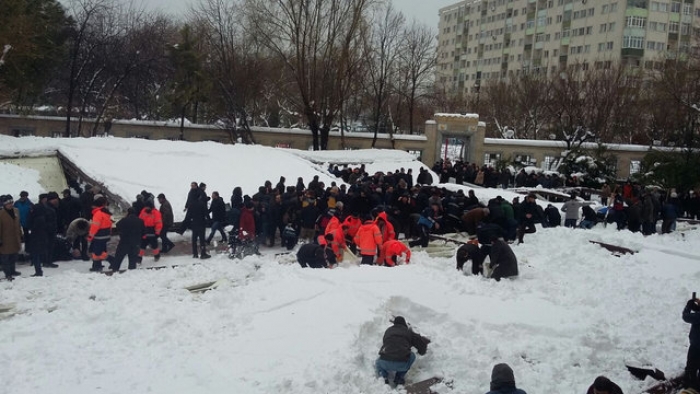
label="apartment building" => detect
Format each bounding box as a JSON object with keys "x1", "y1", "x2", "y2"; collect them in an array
[{"x1": 436, "y1": 0, "x2": 700, "y2": 95}]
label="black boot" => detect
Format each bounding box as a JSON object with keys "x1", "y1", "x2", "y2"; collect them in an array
[
  {"x1": 89, "y1": 260, "x2": 103, "y2": 272},
  {"x1": 200, "y1": 247, "x2": 211, "y2": 259}
]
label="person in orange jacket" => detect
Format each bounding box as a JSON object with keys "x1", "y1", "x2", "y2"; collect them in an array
[
  {"x1": 325, "y1": 223, "x2": 348, "y2": 263},
  {"x1": 342, "y1": 214, "x2": 362, "y2": 253},
  {"x1": 375, "y1": 211, "x2": 396, "y2": 243},
  {"x1": 87, "y1": 196, "x2": 113, "y2": 272},
  {"x1": 353, "y1": 215, "x2": 382, "y2": 265},
  {"x1": 381, "y1": 240, "x2": 411, "y2": 267},
  {"x1": 139, "y1": 200, "x2": 163, "y2": 262}
]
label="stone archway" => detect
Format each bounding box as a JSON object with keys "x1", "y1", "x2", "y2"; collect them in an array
[{"x1": 422, "y1": 114, "x2": 485, "y2": 166}]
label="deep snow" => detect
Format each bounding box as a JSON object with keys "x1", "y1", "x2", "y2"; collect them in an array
[{"x1": 0, "y1": 135, "x2": 699, "y2": 394}]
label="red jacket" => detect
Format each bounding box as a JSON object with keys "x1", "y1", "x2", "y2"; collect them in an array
[
  {"x1": 353, "y1": 220, "x2": 382, "y2": 256},
  {"x1": 381, "y1": 240, "x2": 411, "y2": 267},
  {"x1": 325, "y1": 225, "x2": 347, "y2": 262},
  {"x1": 139, "y1": 208, "x2": 163, "y2": 235},
  {"x1": 239, "y1": 207, "x2": 256, "y2": 240}
]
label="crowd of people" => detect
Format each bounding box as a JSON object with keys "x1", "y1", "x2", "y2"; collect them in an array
[{"x1": 2, "y1": 163, "x2": 700, "y2": 392}]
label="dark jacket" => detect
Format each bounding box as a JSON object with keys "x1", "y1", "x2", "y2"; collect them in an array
[
  {"x1": 489, "y1": 239, "x2": 518, "y2": 281},
  {"x1": 378, "y1": 322, "x2": 429, "y2": 362},
  {"x1": 59, "y1": 196, "x2": 82, "y2": 231},
  {"x1": 683, "y1": 300, "x2": 700, "y2": 346},
  {"x1": 183, "y1": 199, "x2": 208, "y2": 230},
  {"x1": 543, "y1": 206, "x2": 561, "y2": 227},
  {"x1": 456, "y1": 242, "x2": 485, "y2": 272},
  {"x1": 585, "y1": 382, "x2": 622, "y2": 394},
  {"x1": 116, "y1": 214, "x2": 145, "y2": 246},
  {"x1": 159, "y1": 199, "x2": 174, "y2": 228},
  {"x1": 28, "y1": 204, "x2": 49, "y2": 253},
  {"x1": 296, "y1": 243, "x2": 334, "y2": 268},
  {"x1": 209, "y1": 197, "x2": 227, "y2": 223}
]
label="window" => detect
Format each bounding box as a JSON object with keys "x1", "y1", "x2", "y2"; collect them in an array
[
  {"x1": 484, "y1": 153, "x2": 501, "y2": 166},
  {"x1": 670, "y1": 21, "x2": 679, "y2": 33},
  {"x1": 543, "y1": 156, "x2": 557, "y2": 171},
  {"x1": 671, "y1": 2, "x2": 681, "y2": 13},
  {"x1": 602, "y1": 4, "x2": 609, "y2": 14},
  {"x1": 623, "y1": 36, "x2": 644, "y2": 49},
  {"x1": 626, "y1": 16, "x2": 647, "y2": 28},
  {"x1": 610, "y1": 2, "x2": 618, "y2": 12},
  {"x1": 683, "y1": 4, "x2": 692, "y2": 15},
  {"x1": 682, "y1": 23, "x2": 690, "y2": 35},
  {"x1": 600, "y1": 23, "x2": 608, "y2": 33},
  {"x1": 609, "y1": 22, "x2": 616, "y2": 31},
  {"x1": 630, "y1": 161, "x2": 641, "y2": 175}
]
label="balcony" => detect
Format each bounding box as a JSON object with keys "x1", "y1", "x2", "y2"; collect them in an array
[{"x1": 621, "y1": 48, "x2": 644, "y2": 57}]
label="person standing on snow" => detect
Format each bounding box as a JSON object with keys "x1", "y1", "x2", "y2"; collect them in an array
[
  {"x1": 375, "y1": 316, "x2": 430, "y2": 386},
  {"x1": 139, "y1": 200, "x2": 163, "y2": 262},
  {"x1": 485, "y1": 363, "x2": 527, "y2": 394},
  {"x1": 206, "y1": 191, "x2": 228, "y2": 245},
  {"x1": 87, "y1": 196, "x2": 112, "y2": 272},
  {"x1": 683, "y1": 296, "x2": 700, "y2": 390},
  {"x1": 109, "y1": 207, "x2": 145, "y2": 271},
  {"x1": 354, "y1": 214, "x2": 382, "y2": 265},
  {"x1": 181, "y1": 195, "x2": 210, "y2": 259},
  {"x1": 157, "y1": 193, "x2": 175, "y2": 253},
  {"x1": 0, "y1": 195, "x2": 23, "y2": 281}
]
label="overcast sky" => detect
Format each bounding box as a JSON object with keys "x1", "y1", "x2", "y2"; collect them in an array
[{"x1": 117, "y1": 0, "x2": 458, "y2": 30}]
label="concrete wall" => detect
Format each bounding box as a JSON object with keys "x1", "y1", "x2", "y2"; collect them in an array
[{"x1": 0, "y1": 114, "x2": 654, "y2": 179}]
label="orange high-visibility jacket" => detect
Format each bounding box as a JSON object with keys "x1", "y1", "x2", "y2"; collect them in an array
[
  {"x1": 89, "y1": 208, "x2": 112, "y2": 241},
  {"x1": 343, "y1": 216, "x2": 362, "y2": 238},
  {"x1": 326, "y1": 225, "x2": 347, "y2": 261},
  {"x1": 382, "y1": 240, "x2": 411, "y2": 267},
  {"x1": 375, "y1": 212, "x2": 396, "y2": 243},
  {"x1": 139, "y1": 208, "x2": 163, "y2": 235},
  {"x1": 353, "y1": 221, "x2": 382, "y2": 256}
]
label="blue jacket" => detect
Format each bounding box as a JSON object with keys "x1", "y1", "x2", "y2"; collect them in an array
[
  {"x1": 13, "y1": 199, "x2": 33, "y2": 228},
  {"x1": 683, "y1": 302, "x2": 700, "y2": 345}
]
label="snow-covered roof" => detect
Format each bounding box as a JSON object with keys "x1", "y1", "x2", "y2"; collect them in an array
[{"x1": 434, "y1": 113, "x2": 480, "y2": 119}]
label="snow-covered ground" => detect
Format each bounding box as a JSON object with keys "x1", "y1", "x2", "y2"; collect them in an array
[{"x1": 1, "y1": 136, "x2": 699, "y2": 394}]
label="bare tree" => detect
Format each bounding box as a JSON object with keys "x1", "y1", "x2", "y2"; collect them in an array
[
  {"x1": 395, "y1": 20, "x2": 435, "y2": 135},
  {"x1": 244, "y1": 0, "x2": 373, "y2": 150},
  {"x1": 362, "y1": 2, "x2": 404, "y2": 147}
]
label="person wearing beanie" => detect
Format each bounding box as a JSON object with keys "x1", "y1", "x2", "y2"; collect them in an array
[
  {"x1": 87, "y1": 196, "x2": 112, "y2": 272},
  {"x1": 585, "y1": 376, "x2": 623, "y2": 394},
  {"x1": 181, "y1": 194, "x2": 210, "y2": 259},
  {"x1": 376, "y1": 316, "x2": 430, "y2": 386},
  {"x1": 486, "y1": 363, "x2": 526, "y2": 394},
  {"x1": 0, "y1": 195, "x2": 23, "y2": 280}
]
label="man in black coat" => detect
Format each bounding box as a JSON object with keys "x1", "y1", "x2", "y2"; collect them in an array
[
  {"x1": 489, "y1": 238, "x2": 519, "y2": 281},
  {"x1": 456, "y1": 242, "x2": 486, "y2": 274},
  {"x1": 206, "y1": 191, "x2": 227, "y2": 244},
  {"x1": 109, "y1": 207, "x2": 145, "y2": 271},
  {"x1": 516, "y1": 194, "x2": 539, "y2": 243},
  {"x1": 43, "y1": 192, "x2": 60, "y2": 267},
  {"x1": 296, "y1": 242, "x2": 335, "y2": 268},
  {"x1": 543, "y1": 204, "x2": 561, "y2": 228},
  {"x1": 375, "y1": 316, "x2": 430, "y2": 386},
  {"x1": 181, "y1": 196, "x2": 210, "y2": 259},
  {"x1": 59, "y1": 189, "x2": 82, "y2": 234},
  {"x1": 684, "y1": 296, "x2": 700, "y2": 390}
]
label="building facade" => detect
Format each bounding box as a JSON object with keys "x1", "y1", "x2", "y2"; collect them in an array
[{"x1": 437, "y1": 0, "x2": 700, "y2": 94}]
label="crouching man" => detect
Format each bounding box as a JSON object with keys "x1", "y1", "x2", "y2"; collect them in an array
[{"x1": 375, "y1": 316, "x2": 430, "y2": 386}]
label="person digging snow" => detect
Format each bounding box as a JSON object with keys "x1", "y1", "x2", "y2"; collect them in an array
[{"x1": 375, "y1": 316, "x2": 430, "y2": 386}]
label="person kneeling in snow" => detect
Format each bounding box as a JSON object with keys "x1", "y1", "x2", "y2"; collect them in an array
[
  {"x1": 488, "y1": 237, "x2": 519, "y2": 281},
  {"x1": 380, "y1": 240, "x2": 411, "y2": 267},
  {"x1": 485, "y1": 363, "x2": 527, "y2": 394},
  {"x1": 296, "y1": 242, "x2": 335, "y2": 269},
  {"x1": 456, "y1": 240, "x2": 486, "y2": 275},
  {"x1": 376, "y1": 316, "x2": 430, "y2": 386}
]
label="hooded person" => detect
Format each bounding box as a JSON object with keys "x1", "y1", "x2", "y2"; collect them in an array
[
  {"x1": 585, "y1": 376, "x2": 623, "y2": 394},
  {"x1": 485, "y1": 363, "x2": 527, "y2": 394},
  {"x1": 87, "y1": 195, "x2": 113, "y2": 272},
  {"x1": 375, "y1": 316, "x2": 430, "y2": 386}
]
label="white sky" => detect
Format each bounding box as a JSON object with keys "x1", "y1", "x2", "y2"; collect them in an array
[{"x1": 61, "y1": 0, "x2": 458, "y2": 29}]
